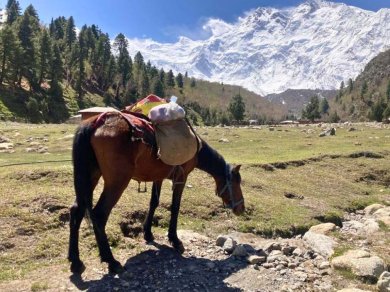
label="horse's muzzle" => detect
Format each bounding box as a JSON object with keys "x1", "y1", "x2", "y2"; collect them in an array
[{"x1": 233, "y1": 203, "x2": 245, "y2": 215}]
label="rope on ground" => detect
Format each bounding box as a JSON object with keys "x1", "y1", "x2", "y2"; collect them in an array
[{"x1": 0, "y1": 159, "x2": 72, "y2": 168}]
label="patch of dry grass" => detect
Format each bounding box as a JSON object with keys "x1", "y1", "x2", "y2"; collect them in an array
[{"x1": 0, "y1": 122, "x2": 389, "y2": 282}]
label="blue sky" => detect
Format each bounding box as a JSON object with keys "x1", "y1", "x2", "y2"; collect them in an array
[{"x1": 8, "y1": 0, "x2": 390, "y2": 42}]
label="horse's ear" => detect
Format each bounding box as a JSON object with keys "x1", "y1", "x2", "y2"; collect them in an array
[{"x1": 233, "y1": 165, "x2": 241, "y2": 172}]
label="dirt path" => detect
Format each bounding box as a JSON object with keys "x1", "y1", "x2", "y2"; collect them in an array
[{"x1": 0, "y1": 230, "x2": 341, "y2": 292}]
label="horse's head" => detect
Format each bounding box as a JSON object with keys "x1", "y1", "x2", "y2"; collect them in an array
[{"x1": 216, "y1": 164, "x2": 245, "y2": 215}]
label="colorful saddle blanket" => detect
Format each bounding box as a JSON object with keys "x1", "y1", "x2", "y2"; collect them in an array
[{"x1": 94, "y1": 111, "x2": 156, "y2": 147}]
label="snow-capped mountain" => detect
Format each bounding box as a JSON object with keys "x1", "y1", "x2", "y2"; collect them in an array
[{"x1": 126, "y1": 0, "x2": 390, "y2": 95}]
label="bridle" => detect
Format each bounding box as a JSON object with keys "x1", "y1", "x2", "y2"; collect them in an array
[{"x1": 216, "y1": 164, "x2": 244, "y2": 210}]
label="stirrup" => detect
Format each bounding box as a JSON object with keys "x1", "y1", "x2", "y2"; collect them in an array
[{"x1": 137, "y1": 181, "x2": 147, "y2": 193}]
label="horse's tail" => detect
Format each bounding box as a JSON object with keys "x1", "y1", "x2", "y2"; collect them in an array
[{"x1": 72, "y1": 123, "x2": 97, "y2": 220}]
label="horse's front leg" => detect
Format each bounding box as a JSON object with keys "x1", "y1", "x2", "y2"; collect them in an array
[
  {"x1": 168, "y1": 178, "x2": 187, "y2": 254},
  {"x1": 143, "y1": 181, "x2": 162, "y2": 242}
]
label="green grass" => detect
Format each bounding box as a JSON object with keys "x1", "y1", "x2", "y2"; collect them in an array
[{"x1": 0, "y1": 122, "x2": 389, "y2": 283}]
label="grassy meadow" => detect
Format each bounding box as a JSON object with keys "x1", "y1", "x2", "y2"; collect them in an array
[{"x1": 0, "y1": 121, "x2": 389, "y2": 283}]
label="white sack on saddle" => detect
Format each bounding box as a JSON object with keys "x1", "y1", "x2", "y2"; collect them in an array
[{"x1": 148, "y1": 101, "x2": 185, "y2": 123}]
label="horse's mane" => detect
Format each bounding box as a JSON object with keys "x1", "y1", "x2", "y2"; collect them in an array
[{"x1": 196, "y1": 139, "x2": 228, "y2": 178}]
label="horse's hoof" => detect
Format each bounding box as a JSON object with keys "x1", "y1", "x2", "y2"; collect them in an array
[
  {"x1": 172, "y1": 241, "x2": 185, "y2": 254},
  {"x1": 144, "y1": 232, "x2": 155, "y2": 243},
  {"x1": 70, "y1": 260, "x2": 86, "y2": 274},
  {"x1": 108, "y1": 260, "x2": 125, "y2": 274}
]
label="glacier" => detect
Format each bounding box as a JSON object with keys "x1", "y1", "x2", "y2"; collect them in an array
[{"x1": 126, "y1": 0, "x2": 390, "y2": 95}]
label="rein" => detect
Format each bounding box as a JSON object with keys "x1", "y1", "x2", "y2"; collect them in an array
[{"x1": 216, "y1": 164, "x2": 243, "y2": 210}]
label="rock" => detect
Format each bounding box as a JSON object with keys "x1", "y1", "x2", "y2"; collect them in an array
[
  {"x1": 337, "y1": 289, "x2": 371, "y2": 292},
  {"x1": 303, "y1": 231, "x2": 336, "y2": 258},
  {"x1": 216, "y1": 235, "x2": 228, "y2": 247},
  {"x1": 361, "y1": 218, "x2": 379, "y2": 234},
  {"x1": 331, "y1": 249, "x2": 385, "y2": 282},
  {"x1": 377, "y1": 271, "x2": 390, "y2": 292},
  {"x1": 247, "y1": 255, "x2": 266, "y2": 265},
  {"x1": 232, "y1": 244, "x2": 247, "y2": 257},
  {"x1": 267, "y1": 250, "x2": 283, "y2": 262},
  {"x1": 319, "y1": 128, "x2": 336, "y2": 137},
  {"x1": 364, "y1": 204, "x2": 385, "y2": 216},
  {"x1": 218, "y1": 138, "x2": 229, "y2": 143},
  {"x1": 0, "y1": 142, "x2": 13, "y2": 150},
  {"x1": 263, "y1": 242, "x2": 281, "y2": 253},
  {"x1": 292, "y1": 247, "x2": 304, "y2": 257},
  {"x1": 319, "y1": 261, "x2": 330, "y2": 270},
  {"x1": 309, "y1": 223, "x2": 336, "y2": 235},
  {"x1": 0, "y1": 136, "x2": 10, "y2": 143},
  {"x1": 373, "y1": 207, "x2": 390, "y2": 226},
  {"x1": 281, "y1": 245, "x2": 296, "y2": 256},
  {"x1": 222, "y1": 237, "x2": 237, "y2": 253}
]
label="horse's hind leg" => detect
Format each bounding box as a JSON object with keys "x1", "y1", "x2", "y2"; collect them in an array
[
  {"x1": 68, "y1": 170, "x2": 100, "y2": 274},
  {"x1": 143, "y1": 181, "x2": 162, "y2": 242},
  {"x1": 92, "y1": 181, "x2": 129, "y2": 274}
]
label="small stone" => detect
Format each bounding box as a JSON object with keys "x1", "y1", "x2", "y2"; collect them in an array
[
  {"x1": 263, "y1": 242, "x2": 281, "y2": 253},
  {"x1": 247, "y1": 255, "x2": 266, "y2": 265},
  {"x1": 263, "y1": 263, "x2": 274, "y2": 269},
  {"x1": 292, "y1": 248, "x2": 303, "y2": 257},
  {"x1": 267, "y1": 250, "x2": 283, "y2": 262},
  {"x1": 288, "y1": 262, "x2": 297, "y2": 269},
  {"x1": 319, "y1": 261, "x2": 330, "y2": 270}
]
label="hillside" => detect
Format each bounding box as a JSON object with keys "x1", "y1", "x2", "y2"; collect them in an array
[
  {"x1": 0, "y1": 2, "x2": 285, "y2": 125},
  {"x1": 330, "y1": 48, "x2": 390, "y2": 121},
  {"x1": 266, "y1": 89, "x2": 337, "y2": 117}
]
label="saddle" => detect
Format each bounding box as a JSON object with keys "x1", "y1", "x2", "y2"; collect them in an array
[{"x1": 94, "y1": 108, "x2": 200, "y2": 166}]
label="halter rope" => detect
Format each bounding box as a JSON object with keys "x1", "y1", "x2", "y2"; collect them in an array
[{"x1": 216, "y1": 164, "x2": 243, "y2": 210}]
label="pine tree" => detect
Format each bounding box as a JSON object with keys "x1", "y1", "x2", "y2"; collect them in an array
[
  {"x1": 302, "y1": 95, "x2": 320, "y2": 121},
  {"x1": 166, "y1": 69, "x2": 175, "y2": 88},
  {"x1": 18, "y1": 10, "x2": 39, "y2": 88},
  {"x1": 38, "y1": 29, "x2": 53, "y2": 84},
  {"x1": 319, "y1": 98, "x2": 329, "y2": 114},
  {"x1": 228, "y1": 93, "x2": 246, "y2": 122},
  {"x1": 348, "y1": 78, "x2": 353, "y2": 93},
  {"x1": 6, "y1": 0, "x2": 21, "y2": 25},
  {"x1": 0, "y1": 26, "x2": 20, "y2": 85},
  {"x1": 139, "y1": 67, "x2": 150, "y2": 98},
  {"x1": 175, "y1": 72, "x2": 184, "y2": 88},
  {"x1": 151, "y1": 77, "x2": 165, "y2": 97},
  {"x1": 190, "y1": 77, "x2": 196, "y2": 88},
  {"x1": 65, "y1": 16, "x2": 76, "y2": 49}
]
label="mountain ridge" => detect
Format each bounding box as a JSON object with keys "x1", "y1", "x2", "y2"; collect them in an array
[{"x1": 125, "y1": 0, "x2": 390, "y2": 96}]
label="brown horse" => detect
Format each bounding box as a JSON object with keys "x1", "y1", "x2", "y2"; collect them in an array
[{"x1": 68, "y1": 112, "x2": 245, "y2": 274}]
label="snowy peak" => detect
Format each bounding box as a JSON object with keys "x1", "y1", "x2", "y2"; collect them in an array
[{"x1": 126, "y1": 1, "x2": 390, "y2": 95}]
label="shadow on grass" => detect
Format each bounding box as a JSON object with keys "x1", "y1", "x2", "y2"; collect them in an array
[{"x1": 70, "y1": 242, "x2": 248, "y2": 291}]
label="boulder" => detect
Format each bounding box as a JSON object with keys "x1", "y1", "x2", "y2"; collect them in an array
[
  {"x1": 0, "y1": 142, "x2": 13, "y2": 150},
  {"x1": 331, "y1": 249, "x2": 385, "y2": 282},
  {"x1": 309, "y1": 223, "x2": 336, "y2": 235},
  {"x1": 222, "y1": 237, "x2": 237, "y2": 254},
  {"x1": 303, "y1": 231, "x2": 336, "y2": 258},
  {"x1": 364, "y1": 204, "x2": 385, "y2": 216},
  {"x1": 373, "y1": 207, "x2": 390, "y2": 226},
  {"x1": 232, "y1": 244, "x2": 247, "y2": 257},
  {"x1": 361, "y1": 218, "x2": 379, "y2": 234},
  {"x1": 377, "y1": 271, "x2": 390, "y2": 292},
  {"x1": 216, "y1": 235, "x2": 228, "y2": 247}
]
